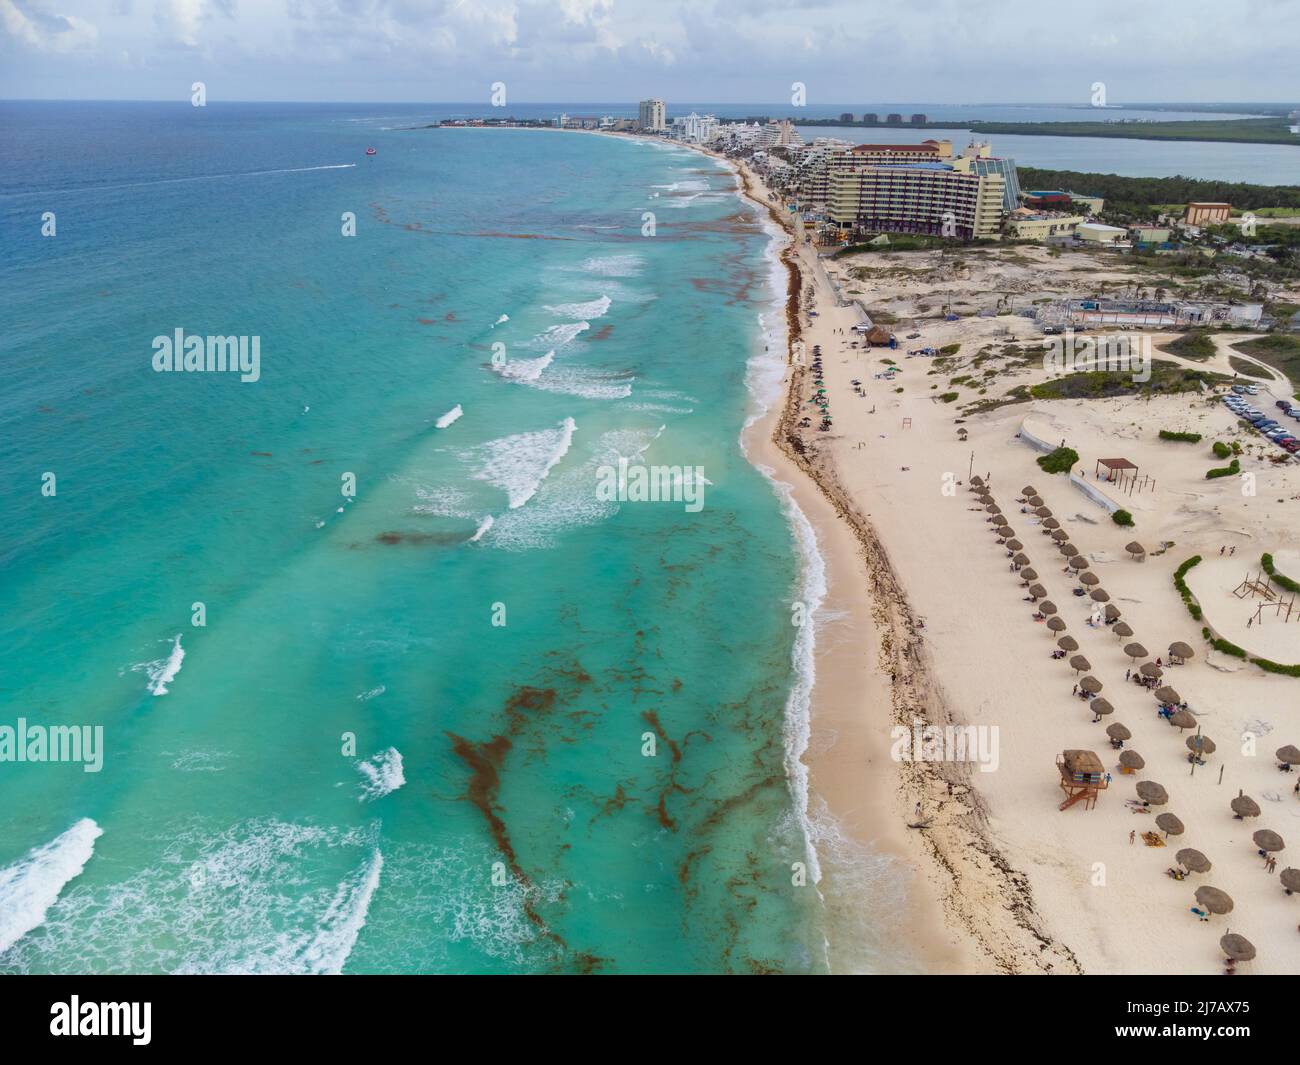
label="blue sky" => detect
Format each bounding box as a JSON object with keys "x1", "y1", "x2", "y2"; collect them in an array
[{"x1": 2, "y1": 0, "x2": 1297, "y2": 104}]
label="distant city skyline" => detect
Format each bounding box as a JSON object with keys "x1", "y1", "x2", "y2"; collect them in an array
[{"x1": 2, "y1": 0, "x2": 1297, "y2": 104}]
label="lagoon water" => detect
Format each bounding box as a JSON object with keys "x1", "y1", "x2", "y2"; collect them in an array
[{"x1": 0, "y1": 102, "x2": 834, "y2": 973}]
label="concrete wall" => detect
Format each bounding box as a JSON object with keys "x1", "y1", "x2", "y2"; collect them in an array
[
  {"x1": 1016, "y1": 420, "x2": 1056, "y2": 454},
  {"x1": 1070, "y1": 472, "x2": 1121, "y2": 513}
]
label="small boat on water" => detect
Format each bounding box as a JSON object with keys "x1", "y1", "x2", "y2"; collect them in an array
[{"x1": 365, "y1": 147, "x2": 377, "y2": 156}]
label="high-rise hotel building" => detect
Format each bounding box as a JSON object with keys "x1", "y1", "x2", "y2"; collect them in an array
[
  {"x1": 638, "y1": 99, "x2": 667, "y2": 132},
  {"x1": 827, "y1": 162, "x2": 1006, "y2": 240}
]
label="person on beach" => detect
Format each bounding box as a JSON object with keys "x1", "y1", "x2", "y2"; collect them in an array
[
  {"x1": 1126, "y1": 669, "x2": 1131, "y2": 681},
  {"x1": 1129, "y1": 830, "x2": 1136, "y2": 845}
]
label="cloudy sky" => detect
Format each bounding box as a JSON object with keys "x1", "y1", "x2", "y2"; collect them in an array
[{"x1": 2, "y1": 0, "x2": 1296, "y2": 104}]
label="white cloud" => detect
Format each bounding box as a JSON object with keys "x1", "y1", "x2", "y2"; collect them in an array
[{"x1": 1, "y1": 0, "x2": 98, "y2": 52}]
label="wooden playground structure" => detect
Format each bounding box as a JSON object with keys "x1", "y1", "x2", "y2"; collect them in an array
[
  {"x1": 1058, "y1": 749, "x2": 1108, "y2": 811},
  {"x1": 1233, "y1": 570, "x2": 1300, "y2": 624},
  {"x1": 1096, "y1": 457, "x2": 1155, "y2": 496}
]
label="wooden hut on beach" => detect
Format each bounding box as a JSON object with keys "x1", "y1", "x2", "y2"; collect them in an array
[{"x1": 1058, "y1": 749, "x2": 1108, "y2": 811}]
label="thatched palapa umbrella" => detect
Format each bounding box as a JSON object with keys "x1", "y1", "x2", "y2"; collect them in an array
[
  {"x1": 1154, "y1": 686, "x2": 1181, "y2": 704},
  {"x1": 1021, "y1": 485, "x2": 1036, "y2": 496},
  {"x1": 1230, "y1": 791, "x2": 1261, "y2": 819},
  {"x1": 1156, "y1": 812, "x2": 1185, "y2": 838},
  {"x1": 1080, "y1": 675, "x2": 1103, "y2": 695},
  {"x1": 1057, "y1": 635, "x2": 1079, "y2": 652},
  {"x1": 1195, "y1": 886, "x2": 1233, "y2": 915},
  {"x1": 1279, "y1": 868, "x2": 1300, "y2": 894},
  {"x1": 1168, "y1": 710, "x2": 1197, "y2": 731},
  {"x1": 1126, "y1": 541, "x2": 1146, "y2": 560},
  {"x1": 1019, "y1": 567, "x2": 1038, "y2": 582},
  {"x1": 1137, "y1": 780, "x2": 1168, "y2": 805},
  {"x1": 1006, "y1": 539, "x2": 1024, "y2": 552},
  {"x1": 1060, "y1": 543, "x2": 1079, "y2": 558},
  {"x1": 986, "y1": 504, "x2": 1002, "y2": 515},
  {"x1": 1177, "y1": 848, "x2": 1211, "y2": 874},
  {"x1": 1168, "y1": 641, "x2": 1194, "y2": 662},
  {"x1": 1039, "y1": 600, "x2": 1058, "y2": 616},
  {"x1": 1220, "y1": 933, "x2": 1255, "y2": 963},
  {"x1": 1051, "y1": 529, "x2": 1069, "y2": 542},
  {"x1": 1186, "y1": 734, "x2": 1216, "y2": 757},
  {"x1": 1027, "y1": 495, "x2": 1044, "y2": 508},
  {"x1": 1013, "y1": 552, "x2": 1030, "y2": 568},
  {"x1": 1106, "y1": 722, "x2": 1131, "y2": 743},
  {"x1": 1034, "y1": 506, "x2": 1052, "y2": 518},
  {"x1": 1047, "y1": 617, "x2": 1067, "y2": 633},
  {"x1": 1043, "y1": 517, "x2": 1060, "y2": 530},
  {"x1": 1140, "y1": 662, "x2": 1163, "y2": 679},
  {"x1": 1119, "y1": 749, "x2": 1145, "y2": 772},
  {"x1": 970, "y1": 475, "x2": 985, "y2": 488},
  {"x1": 1113, "y1": 621, "x2": 1134, "y2": 638},
  {"x1": 1124, "y1": 642, "x2": 1148, "y2": 661},
  {"x1": 1090, "y1": 588, "x2": 1110, "y2": 603},
  {"x1": 1027, "y1": 583, "x2": 1047, "y2": 599},
  {"x1": 1079, "y1": 571, "x2": 1100, "y2": 587},
  {"x1": 1069, "y1": 654, "x2": 1090, "y2": 672},
  {"x1": 1069, "y1": 556, "x2": 1090, "y2": 570},
  {"x1": 1253, "y1": 829, "x2": 1285, "y2": 853},
  {"x1": 1104, "y1": 604, "x2": 1121, "y2": 622},
  {"x1": 1090, "y1": 697, "x2": 1114, "y2": 719},
  {"x1": 1277, "y1": 745, "x2": 1300, "y2": 769},
  {"x1": 995, "y1": 524, "x2": 1013, "y2": 538}
]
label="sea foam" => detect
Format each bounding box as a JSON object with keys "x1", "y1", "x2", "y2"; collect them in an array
[
  {"x1": 436, "y1": 405, "x2": 463, "y2": 429},
  {"x1": 0, "y1": 818, "x2": 102, "y2": 955},
  {"x1": 146, "y1": 634, "x2": 185, "y2": 696},
  {"x1": 356, "y1": 747, "x2": 405, "y2": 801},
  {"x1": 470, "y1": 417, "x2": 576, "y2": 509}
]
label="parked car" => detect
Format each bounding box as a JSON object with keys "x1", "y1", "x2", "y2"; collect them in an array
[
  {"x1": 1278, "y1": 400, "x2": 1292, "y2": 410},
  {"x1": 1232, "y1": 384, "x2": 1248, "y2": 394}
]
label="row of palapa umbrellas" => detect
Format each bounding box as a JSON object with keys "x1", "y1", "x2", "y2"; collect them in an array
[{"x1": 970, "y1": 475, "x2": 1298, "y2": 965}]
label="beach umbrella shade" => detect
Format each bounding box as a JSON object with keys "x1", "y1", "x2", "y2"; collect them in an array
[
  {"x1": 1277, "y1": 745, "x2": 1300, "y2": 768},
  {"x1": 1060, "y1": 543, "x2": 1079, "y2": 558},
  {"x1": 1080, "y1": 675, "x2": 1103, "y2": 695},
  {"x1": 1280, "y1": 868, "x2": 1300, "y2": 894},
  {"x1": 1043, "y1": 517, "x2": 1060, "y2": 530},
  {"x1": 1140, "y1": 662, "x2": 1163, "y2": 679},
  {"x1": 1195, "y1": 886, "x2": 1233, "y2": 915},
  {"x1": 1126, "y1": 541, "x2": 1146, "y2": 559},
  {"x1": 1047, "y1": 617, "x2": 1067, "y2": 633},
  {"x1": 1089, "y1": 697, "x2": 1113, "y2": 717},
  {"x1": 1105, "y1": 604, "x2": 1121, "y2": 622},
  {"x1": 1124, "y1": 642, "x2": 1149, "y2": 661},
  {"x1": 970, "y1": 476, "x2": 985, "y2": 487},
  {"x1": 1155, "y1": 686, "x2": 1181, "y2": 704},
  {"x1": 1177, "y1": 848, "x2": 1211, "y2": 873},
  {"x1": 1231, "y1": 792, "x2": 1261, "y2": 819},
  {"x1": 1035, "y1": 506, "x2": 1052, "y2": 518},
  {"x1": 986, "y1": 506, "x2": 1002, "y2": 517},
  {"x1": 995, "y1": 525, "x2": 1013, "y2": 538},
  {"x1": 1027, "y1": 495, "x2": 1044, "y2": 507},
  {"x1": 1119, "y1": 749, "x2": 1145, "y2": 771},
  {"x1": 1079, "y1": 572, "x2": 1100, "y2": 586},
  {"x1": 1107, "y1": 723, "x2": 1132, "y2": 742},
  {"x1": 1156, "y1": 813, "x2": 1185, "y2": 837},
  {"x1": 1220, "y1": 933, "x2": 1255, "y2": 963},
  {"x1": 1069, "y1": 556, "x2": 1089, "y2": 570},
  {"x1": 1169, "y1": 641, "x2": 1194, "y2": 661},
  {"x1": 1021, "y1": 485, "x2": 1036, "y2": 496},
  {"x1": 1057, "y1": 635, "x2": 1079, "y2": 652},
  {"x1": 1039, "y1": 600, "x2": 1058, "y2": 615},
  {"x1": 1051, "y1": 530, "x2": 1069, "y2": 542},
  {"x1": 1113, "y1": 621, "x2": 1134, "y2": 638},
  {"x1": 1069, "y1": 654, "x2": 1090, "y2": 672},
  {"x1": 1168, "y1": 710, "x2": 1196, "y2": 730},
  {"x1": 1090, "y1": 589, "x2": 1110, "y2": 602},
  {"x1": 1186, "y1": 734, "x2": 1216, "y2": 756},
  {"x1": 1028, "y1": 583, "x2": 1048, "y2": 599},
  {"x1": 1006, "y1": 539, "x2": 1024, "y2": 552},
  {"x1": 977, "y1": 493, "x2": 994, "y2": 505},
  {"x1": 1137, "y1": 780, "x2": 1168, "y2": 805},
  {"x1": 1253, "y1": 829, "x2": 1285, "y2": 853},
  {"x1": 1013, "y1": 553, "x2": 1030, "y2": 567},
  {"x1": 1019, "y1": 567, "x2": 1038, "y2": 582}
]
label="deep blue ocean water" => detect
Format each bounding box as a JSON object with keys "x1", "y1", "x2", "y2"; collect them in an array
[{"x1": 0, "y1": 102, "x2": 824, "y2": 973}]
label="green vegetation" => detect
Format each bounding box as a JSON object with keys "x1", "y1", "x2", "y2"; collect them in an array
[
  {"x1": 1015, "y1": 167, "x2": 1300, "y2": 215},
  {"x1": 1261, "y1": 553, "x2": 1300, "y2": 594},
  {"x1": 1175, "y1": 557, "x2": 1203, "y2": 621},
  {"x1": 1228, "y1": 356, "x2": 1269, "y2": 379},
  {"x1": 1231, "y1": 335, "x2": 1300, "y2": 384},
  {"x1": 939, "y1": 343, "x2": 961, "y2": 356},
  {"x1": 1028, "y1": 361, "x2": 1229, "y2": 402},
  {"x1": 939, "y1": 392, "x2": 959, "y2": 403},
  {"x1": 1157, "y1": 330, "x2": 1217, "y2": 361},
  {"x1": 1205, "y1": 458, "x2": 1241, "y2": 479},
  {"x1": 1202, "y1": 627, "x2": 1248, "y2": 658},
  {"x1": 1251, "y1": 658, "x2": 1300, "y2": 677},
  {"x1": 1158, "y1": 429, "x2": 1203, "y2": 443},
  {"x1": 1212, "y1": 441, "x2": 1232, "y2": 459},
  {"x1": 970, "y1": 117, "x2": 1300, "y2": 146},
  {"x1": 1037, "y1": 446, "x2": 1078, "y2": 475},
  {"x1": 1112, "y1": 509, "x2": 1134, "y2": 527}
]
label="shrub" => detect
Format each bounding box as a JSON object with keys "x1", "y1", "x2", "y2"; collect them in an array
[
  {"x1": 1112, "y1": 509, "x2": 1134, "y2": 526},
  {"x1": 1253, "y1": 658, "x2": 1300, "y2": 677},
  {"x1": 1261, "y1": 553, "x2": 1300, "y2": 594},
  {"x1": 1175, "y1": 557, "x2": 1203, "y2": 620},
  {"x1": 1205, "y1": 459, "x2": 1240, "y2": 479},
  {"x1": 1159, "y1": 429, "x2": 1203, "y2": 443},
  {"x1": 1212, "y1": 441, "x2": 1232, "y2": 459},
  {"x1": 938, "y1": 343, "x2": 961, "y2": 355},
  {"x1": 1037, "y1": 446, "x2": 1078, "y2": 475},
  {"x1": 939, "y1": 392, "x2": 959, "y2": 403}
]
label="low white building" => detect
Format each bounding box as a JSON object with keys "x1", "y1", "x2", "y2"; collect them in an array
[{"x1": 1076, "y1": 222, "x2": 1128, "y2": 245}]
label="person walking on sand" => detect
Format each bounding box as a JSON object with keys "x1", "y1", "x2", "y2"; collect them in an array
[
  {"x1": 1221, "y1": 546, "x2": 1226, "y2": 556},
  {"x1": 914, "y1": 801, "x2": 922, "y2": 820},
  {"x1": 1129, "y1": 830, "x2": 1136, "y2": 845},
  {"x1": 1073, "y1": 683, "x2": 1080, "y2": 696},
  {"x1": 1126, "y1": 668, "x2": 1131, "y2": 682},
  {"x1": 1231, "y1": 546, "x2": 1236, "y2": 556}
]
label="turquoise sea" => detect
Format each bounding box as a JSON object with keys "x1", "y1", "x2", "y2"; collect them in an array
[{"x1": 0, "y1": 102, "x2": 829, "y2": 974}]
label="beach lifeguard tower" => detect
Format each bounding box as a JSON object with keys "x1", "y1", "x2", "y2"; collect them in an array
[{"x1": 1057, "y1": 749, "x2": 1108, "y2": 811}]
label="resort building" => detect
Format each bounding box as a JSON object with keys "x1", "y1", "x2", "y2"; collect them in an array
[
  {"x1": 827, "y1": 161, "x2": 1005, "y2": 240},
  {"x1": 795, "y1": 139, "x2": 953, "y2": 207},
  {"x1": 1006, "y1": 212, "x2": 1084, "y2": 241},
  {"x1": 1076, "y1": 222, "x2": 1129, "y2": 245},
  {"x1": 951, "y1": 143, "x2": 1021, "y2": 212},
  {"x1": 1184, "y1": 202, "x2": 1231, "y2": 225},
  {"x1": 638, "y1": 99, "x2": 667, "y2": 132},
  {"x1": 670, "y1": 112, "x2": 720, "y2": 144}
]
